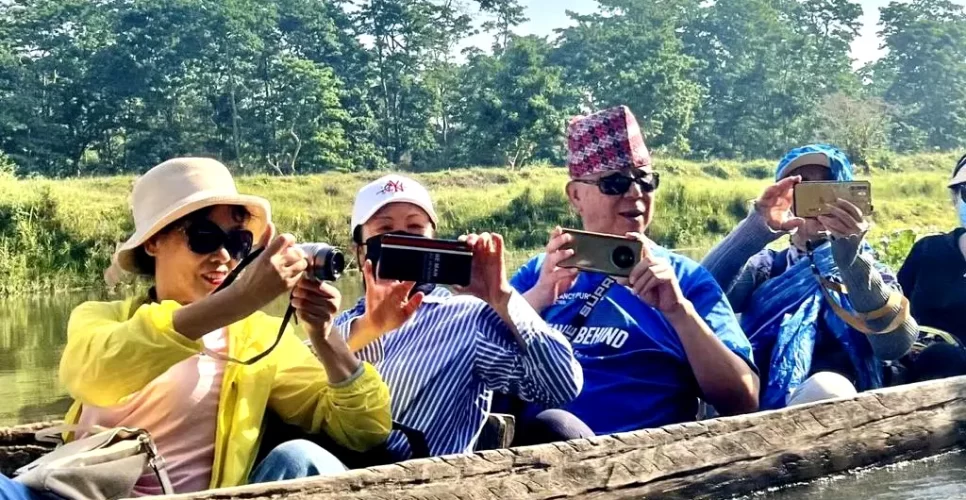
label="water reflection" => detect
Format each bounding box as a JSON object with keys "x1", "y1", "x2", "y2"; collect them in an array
[
  {"x1": 0, "y1": 294, "x2": 99, "y2": 426},
  {"x1": 744, "y1": 450, "x2": 966, "y2": 499}
]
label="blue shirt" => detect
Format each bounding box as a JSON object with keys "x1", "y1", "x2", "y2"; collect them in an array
[
  {"x1": 511, "y1": 246, "x2": 754, "y2": 434},
  {"x1": 334, "y1": 287, "x2": 582, "y2": 458}
]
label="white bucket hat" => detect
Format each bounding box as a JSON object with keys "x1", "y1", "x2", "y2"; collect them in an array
[
  {"x1": 111, "y1": 157, "x2": 272, "y2": 276},
  {"x1": 351, "y1": 174, "x2": 438, "y2": 238}
]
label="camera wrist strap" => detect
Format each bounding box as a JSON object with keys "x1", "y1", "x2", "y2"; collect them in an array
[
  {"x1": 206, "y1": 247, "x2": 297, "y2": 365},
  {"x1": 138, "y1": 247, "x2": 295, "y2": 366}
]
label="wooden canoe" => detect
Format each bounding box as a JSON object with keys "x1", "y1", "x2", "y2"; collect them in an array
[{"x1": 3, "y1": 375, "x2": 966, "y2": 499}]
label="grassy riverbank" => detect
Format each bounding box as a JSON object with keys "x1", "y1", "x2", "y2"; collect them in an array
[{"x1": 0, "y1": 153, "x2": 959, "y2": 295}]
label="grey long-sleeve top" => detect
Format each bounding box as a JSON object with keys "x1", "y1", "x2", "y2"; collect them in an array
[{"x1": 701, "y1": 208, "x2": 917, "y2": 361}]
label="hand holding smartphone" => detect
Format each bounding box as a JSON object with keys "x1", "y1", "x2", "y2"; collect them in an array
[
  {"x1": 368, "y1": 233, "x2": 473, "y2": 286},
  {"x1": 792, "y1": 180, "x2": 873, "y2": 218},
  {"x1": 557, "y1": 229, "x2": 643, "y2": 277}
]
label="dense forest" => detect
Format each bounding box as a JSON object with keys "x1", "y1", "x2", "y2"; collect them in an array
[{"x1": 0, "y1": 0, "x2": 964, "y2": 176}]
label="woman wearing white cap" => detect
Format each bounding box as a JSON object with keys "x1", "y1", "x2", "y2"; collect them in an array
[
  {"x1": 332, "y1": 174, "x2": 582, "y2": 461},
  {"x1": 46, "y1": 158, "x2": 390, "y2": 496}
]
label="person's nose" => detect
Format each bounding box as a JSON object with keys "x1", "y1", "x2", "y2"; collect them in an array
[
  {"x1": 624, "y1": 178, "x2": 644, "y2": 199},
  {"x1": 212, "y1": 246, "x2": 231, "y2": 264}
]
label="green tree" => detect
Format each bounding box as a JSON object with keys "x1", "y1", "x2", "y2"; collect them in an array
[
  {"x1": 1, "y1": 0, "x2": 122, "y2": 176},
  {"x1": 271, "y1": 0, "x2": 386, "y2": 170},
  {"x1": 877, "y1": 0, "x2": 966, "y2": 151},
  {"x1": 553, "y1": 0, "x2": 703, "y2": 154},
  {"x1": 815, "y1": 92, "x2": 892, "y2": 168},
  {"x1": 458, "y1": 36, "x2": 578, "y2": 168},
  {"x1": 480, "y1": 0, "x2": 527, "y2": 51},
  {"x1": 685, "y1": 0, "x2": 862, "y2": 158},
  {"x1": 354, "y1": 0, "x2": 473, "y2": 168},
  {"x1": 254, "y1": 57, "x2": 354, "y2": 174}
]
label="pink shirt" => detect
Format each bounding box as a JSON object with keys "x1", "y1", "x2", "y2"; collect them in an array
[{"x1": 78, "y1": 329, "x2": 228, "y2": 496}]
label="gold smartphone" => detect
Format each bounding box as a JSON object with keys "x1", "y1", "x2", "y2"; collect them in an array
[
  {"x1": 558, "y1": 229, "x2": 643, "y2": 277},
  {"x1": 792, "y1": 181, "x2": 873, "y2": 218}
]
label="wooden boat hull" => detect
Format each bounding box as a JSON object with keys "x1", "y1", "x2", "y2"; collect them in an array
[{"x1": 4, "y1": 376, "x2": 966, "y2": 499}]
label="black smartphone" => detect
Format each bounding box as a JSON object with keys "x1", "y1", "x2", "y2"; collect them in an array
[{"x1": 369, "y1": 234, "x2": 473, "y2": 286}]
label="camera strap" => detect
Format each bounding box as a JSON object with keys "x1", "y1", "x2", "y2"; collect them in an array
[
  {"x1": 210, "y1": 246, "x2": 297, "y2": 365},
  {"x1": 572, "y1": 276, "x2": 616, "y2": 331},
  {"x1": 138, "y1": 246, "x2": 295, "y2": 366}
]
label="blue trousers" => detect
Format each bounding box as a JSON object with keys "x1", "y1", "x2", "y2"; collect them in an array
[
  {"x1": 0, "y1": 439, "x2": 347, "y2": 499},
  {"x1": 249, "y1": 439, "x2": 348, "y2": 483},
  {"x1": 514, "y1": 408, "x2": 595, "y2": 446},
  {"x1": 0, "y1": 474, "x2": 52, "y2": 500}
]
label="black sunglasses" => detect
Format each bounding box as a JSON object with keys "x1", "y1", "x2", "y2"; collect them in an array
[
  {"x1": 182, "y1": 219, "x2": 254, "y2": 261},
  {"x1": 574, "y1": 171, "x2": 661, "y2": 196}
]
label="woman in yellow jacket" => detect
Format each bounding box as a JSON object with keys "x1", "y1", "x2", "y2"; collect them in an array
[{"x1": 56, "y1": 158, "x2": 391, "y2": 495}]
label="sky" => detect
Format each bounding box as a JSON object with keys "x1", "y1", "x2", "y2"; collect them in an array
[{"x1": 458, "y1": 0, "x2": 966, "y2": 67}]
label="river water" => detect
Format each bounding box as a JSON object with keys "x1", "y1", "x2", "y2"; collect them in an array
[
  {"x1": 742, "y1": 451, "x2": 966, "y2": 499},
  {"x1": 1, "y1": 271, "x2": 964, "y2": 498}
]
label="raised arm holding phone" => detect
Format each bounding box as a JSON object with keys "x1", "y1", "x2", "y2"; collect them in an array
[
  {"x1": 701, "y1": 144, "x2": 917, "y2": 410},
  {"x1": 511, "y1": 106, "x2": 758, "y2": 444},
  {"x1": 332, "y1": 175, "x2": 582, "y2": 462}
]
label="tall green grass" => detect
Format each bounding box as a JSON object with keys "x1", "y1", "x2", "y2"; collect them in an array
[{"x1": 0, "y1": 154, "x2": 958, "y2": 295}]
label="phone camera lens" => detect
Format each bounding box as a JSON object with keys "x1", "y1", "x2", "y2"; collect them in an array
[{"x1": 611, "y1": 245, "x2": 636, "y2": 269}]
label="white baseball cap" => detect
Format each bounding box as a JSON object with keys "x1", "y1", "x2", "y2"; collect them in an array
[{"x1": 351, "y1": 174, "x2": 439, "y2": 238}]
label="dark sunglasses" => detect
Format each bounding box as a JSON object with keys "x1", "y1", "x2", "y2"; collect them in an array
[
  {"x1": 574, "y1": 171, "x2": 661, "y2": 196},
  {"x1": 182, "y1": 219, "x2": 253, "y2": 261}
]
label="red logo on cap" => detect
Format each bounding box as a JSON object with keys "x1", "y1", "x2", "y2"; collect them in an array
[{"x1": 377, "y1": 180, "x2": 405, "y2": 195}]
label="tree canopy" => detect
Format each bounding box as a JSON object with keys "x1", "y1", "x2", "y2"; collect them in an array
[{"x1": 0, "y1": 0, "x2": 961, "y2": 176}]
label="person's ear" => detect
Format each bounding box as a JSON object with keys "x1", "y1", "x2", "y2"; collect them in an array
[
  {"x1": 143, "y1": 236, "x2": 161, "y2": 257},
  {"x1": 566, "y1": 181, "x2": 583, "y2": 215}
]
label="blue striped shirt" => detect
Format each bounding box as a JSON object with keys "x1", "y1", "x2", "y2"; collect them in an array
[{"x1": 333, "y1": 287, "x2": 582, "y2": 458}]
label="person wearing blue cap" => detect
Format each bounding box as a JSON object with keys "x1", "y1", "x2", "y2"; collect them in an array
[{"x1": 702, "y1": 144, "x2": 918, "y2": 410}]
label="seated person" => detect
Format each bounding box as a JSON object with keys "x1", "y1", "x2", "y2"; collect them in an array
[
  {"x1": 702, "y1": 145, "x2": 917, "y2": 409},
  {"x1": 510, "y1": 106, "x2": 759, "y2": 441},
  {"x1": 899, "y1": 154, "x2": 966, "y2": 342},
  {"x1": 896, "y1": 154, "x2": 966, "y2": 381},
  {"x1": 333, "y1": 174, "x2": 582, "y2": 460},
  {"x1": 30, "y1": 158, "x2": 391, "y2": 499}
]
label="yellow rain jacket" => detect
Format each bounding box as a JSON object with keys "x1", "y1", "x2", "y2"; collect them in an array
[{"x1": 59, "y1": 298, "x2": 391, "y2": 489}]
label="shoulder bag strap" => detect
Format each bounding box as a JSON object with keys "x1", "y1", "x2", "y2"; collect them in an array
[
  {"x1": 35, "y1": 424, "x2": 110, "y2": 445},
  {"x1": 813, "y1": 275, "x2": 911, "y2": 335},
  {"x1": 139, "y1": 432, "x2": 174, "y2": 494}
]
